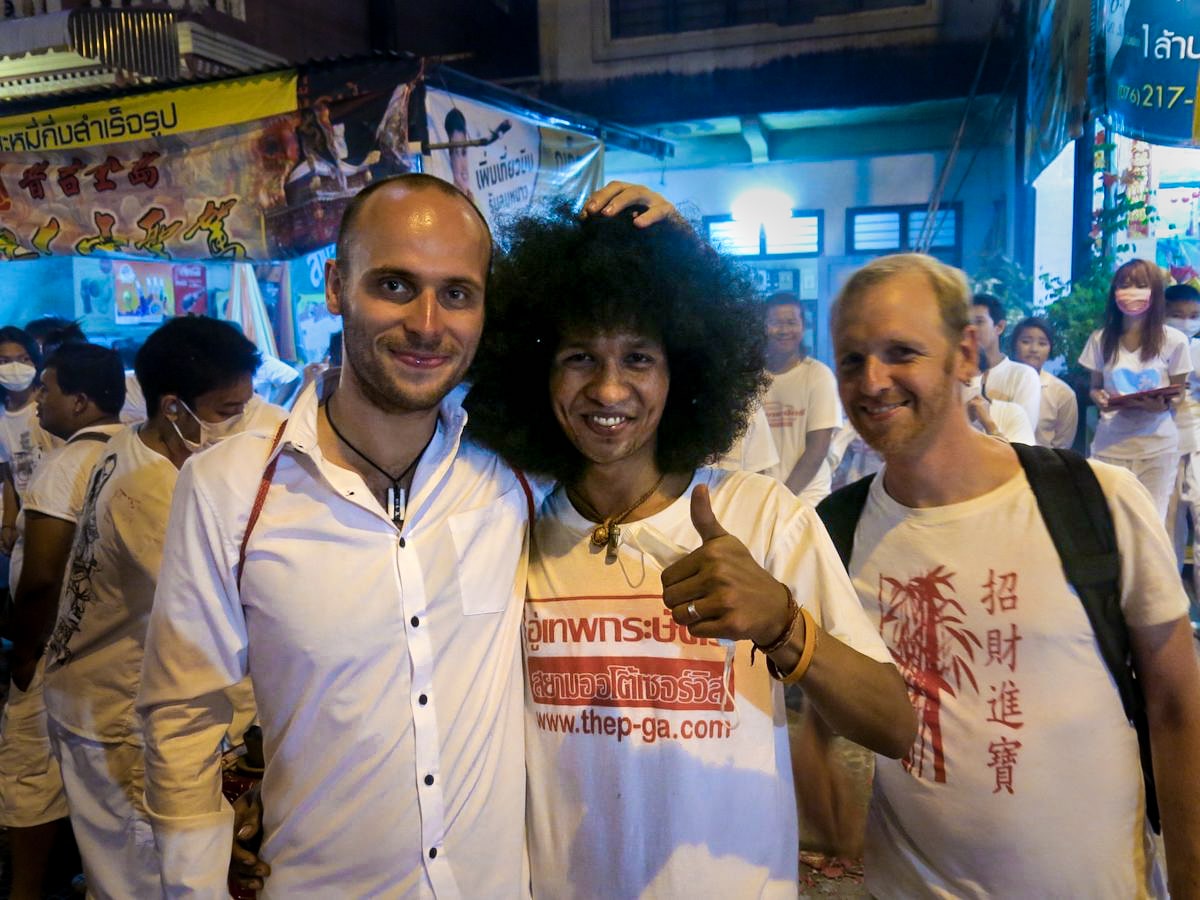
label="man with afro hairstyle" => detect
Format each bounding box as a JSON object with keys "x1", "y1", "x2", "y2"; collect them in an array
[{"x1": 466, "y1": 204, "x2": 914, "y2": 898}]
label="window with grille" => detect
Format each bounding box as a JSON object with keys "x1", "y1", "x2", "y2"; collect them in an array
[
  {"x1": 846, "y1": 203, "x2": 961, "y2": 264},
  {"x1": 705, "y1": 211, "x2": 823, "y2": 258}
]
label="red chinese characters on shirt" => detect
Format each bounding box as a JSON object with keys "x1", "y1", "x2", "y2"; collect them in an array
[
  {"x1": 988, "y1": 736, "x2": 1022, "y2": 794},
  {"x1": 879, "y1": 565, "x2": 1030, "y2": 794},
  {"x1": 980, "y1": 569, "x2": 1023, "y2": 793}
]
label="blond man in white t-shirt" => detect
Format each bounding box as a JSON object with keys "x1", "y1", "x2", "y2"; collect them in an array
[
  {"x1": 826, "y1": 252, "x2": 1200, "y2": 898},
  {"x1": 763, "y1": 293, "x2": 841, "y2": 504}
]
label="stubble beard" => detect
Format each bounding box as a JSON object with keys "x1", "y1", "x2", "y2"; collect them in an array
[
  {"x1": 851, "y1": 352, "x2": 960, "y2": 461},
  {"x1": 342, "y1": 320, "x2": 469, "y2": 415}
]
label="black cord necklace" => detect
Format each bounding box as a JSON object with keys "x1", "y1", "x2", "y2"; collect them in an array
[{"x1": 325, "y1": 396, "x2": 434, "y2": 529}]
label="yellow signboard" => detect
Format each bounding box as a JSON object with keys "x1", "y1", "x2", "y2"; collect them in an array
[{"x1": 0, "y1": 72, "x2": 297, "y2": 153}]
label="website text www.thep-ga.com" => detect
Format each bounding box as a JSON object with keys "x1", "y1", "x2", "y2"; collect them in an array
[{"x1": 534, "y1": 707, "x2": 734, "y2": 743}]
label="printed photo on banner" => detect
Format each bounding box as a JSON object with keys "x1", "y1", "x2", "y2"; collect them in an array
[{"x1": 424, "y1": 89, "x2": 603, "y2": 232}]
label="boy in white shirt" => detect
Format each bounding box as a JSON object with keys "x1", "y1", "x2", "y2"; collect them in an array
[
  {"x1": 970, "y1": 293, "x2": 1041, "y2": 428},
  {"x1": 41, "y1": 318, "x2": 270, "y2": 899},
  {"x1": 2, "y1": 342, "x2": 125, "y2": 900},
  {"x1": 465, "y1": 203, "x2": 914, "y2": 898},
  {"x1": 1165, "y1": 283, "x2": 1200, "y2": 611}
]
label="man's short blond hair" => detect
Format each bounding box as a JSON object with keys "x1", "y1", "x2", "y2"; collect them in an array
[{"x1": 833, "y1": 253, "x2": 971, "y2": 341}]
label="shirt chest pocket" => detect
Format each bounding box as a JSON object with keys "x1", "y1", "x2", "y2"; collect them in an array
[{"x1": 448, "y1": 488, "x2": 526, "y2": 615}]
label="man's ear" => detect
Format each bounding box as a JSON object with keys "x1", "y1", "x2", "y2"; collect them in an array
[
  {"x1": 325, "y1": 258, "x2": 344, "y2": 316},
  {"x1": 956, "y1": 325, "x2": 981, "y2": 381},
  {"x1": 995, "y1": 318, "x2": 1007, "y2": 339},
  {"x1": 158, "y1": 393, "x2": 181, "y2": 421}
]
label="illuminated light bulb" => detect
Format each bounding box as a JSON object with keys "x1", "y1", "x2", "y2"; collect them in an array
[{"x1": 731, "y1": 187, "x2": 794, "y2": 229}]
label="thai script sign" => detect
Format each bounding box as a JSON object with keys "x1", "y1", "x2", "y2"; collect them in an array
[
  {"x1": 0, "y1": 73, "x2": 296, "y2": 152},
  {"x1": 424, "y1": 89, "x2": 603, "y2": 233},
  {"x1": 0, "y1": 73, "x2": 298, "y2": 261},
  {"x1": 1106, "y1": 0, "x2": 1200, "y2": 146}
]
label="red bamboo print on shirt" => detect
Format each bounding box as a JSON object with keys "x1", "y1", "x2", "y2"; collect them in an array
[{"x1": 879, "y1": 567, "x2": 981, "y2": 783}]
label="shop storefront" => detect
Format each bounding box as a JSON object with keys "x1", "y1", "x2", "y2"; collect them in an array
[
  {"x1": 0, "y1": 56, "x2": 668, "y2": 365},
  {"x1": 1029, "y1": 0, "x2": 1200, "y2": 294}
]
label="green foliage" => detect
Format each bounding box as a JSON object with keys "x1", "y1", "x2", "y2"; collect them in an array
[
  {"x1": 1041, "y1": 266, "x2": 1109, "y2": 387},
  {"x1": 971, "y1": 251, "x2": 1035, "y2": 321}
]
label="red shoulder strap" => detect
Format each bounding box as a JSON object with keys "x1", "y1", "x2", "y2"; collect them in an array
[
  {"x1": 513, "y1": 468, "x2": 536, "y2": 523},
  {"x1": 236, "y1": 421, "x2": 287, "y2": 593}
]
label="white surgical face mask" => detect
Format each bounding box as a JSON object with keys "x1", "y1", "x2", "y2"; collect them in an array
[
  {"x1": 1167, "y1": 316, "x2": 1200, "y2": 338},
  {"x1": 0, "y1": 362, "x2": 36, "y2": 392},
  {"x1": 170, "y1": 399, "x2": 246, "y2": 453}
]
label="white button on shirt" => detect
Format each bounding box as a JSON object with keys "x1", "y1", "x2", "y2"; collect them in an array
[{"x1": 139, "y1": 377, "x2": 531, "y2": 899}]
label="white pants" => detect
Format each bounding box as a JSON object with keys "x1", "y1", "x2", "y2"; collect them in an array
[
  {"x1": 1169, "y1": 452, "x2": 1200, "y2": 601},
  {"x1": 47, "y1": 717, "x2": 163, "y2": 900},
  {"x1": 1093, "y1": 451, "x2": 1176, "y2": 526},
  {"x1": 0, "y1": 659, "x2": 68, "y2": 827}
]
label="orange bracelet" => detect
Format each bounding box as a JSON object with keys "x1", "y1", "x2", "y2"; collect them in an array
[{"x1": 767, "y1": 608, "x2": 819, "y2": 685}]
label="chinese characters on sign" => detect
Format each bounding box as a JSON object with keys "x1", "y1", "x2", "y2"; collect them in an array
[{"x1": 0, "y1": 147, "x2": 247, "y2": 260}]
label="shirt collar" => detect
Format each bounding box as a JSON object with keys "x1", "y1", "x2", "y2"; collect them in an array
[
  {"x1": 274, "y1": 368, "x2": 470, "y2": 466},
  {"x1": 66, "y1": 421, "x2": 124, "y2": 442}
]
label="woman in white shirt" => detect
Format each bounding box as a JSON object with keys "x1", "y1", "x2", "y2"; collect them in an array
[
  {"x1": 0, "y1": 326, "x2": 55, "y2": 558},
  {"x1": 1079, "y1": 259, "x2": 1191, "y2": 520},
  {"x1": 1011, "y1": 317, "x2": 1079, "y2": 450}
]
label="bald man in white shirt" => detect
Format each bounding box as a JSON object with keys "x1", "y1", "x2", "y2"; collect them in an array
[{"x1": 138, "y1": 176, "x2": 675, "y2": 898}]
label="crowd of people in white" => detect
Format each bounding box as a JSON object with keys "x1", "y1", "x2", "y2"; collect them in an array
[{"x1": 0, "y1": 175, "x2": 1195, "y2": 899}]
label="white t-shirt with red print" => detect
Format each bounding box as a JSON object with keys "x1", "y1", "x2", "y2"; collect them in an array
[
  {"x1": 524, "y1": 467, "x2": 893, "y2": 900},
  {"x1": 763, "y1": 357, "x2": 842, "y2": 501},
  {"x1": 849, "y1": 461, "x2": 1183, "y2": 898}
]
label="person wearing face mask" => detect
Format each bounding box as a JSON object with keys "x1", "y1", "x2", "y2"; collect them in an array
[
  {"x1": 1011, "y1": 317, "x2": 1079, "y2": 450},
  {"x1": 39, "y1": 317, "x2": 276, "y2": 899},
  {"x1": 1080, "y1": 259, "x2": 1192, "y2": 521},
  {"x1": 0, "y1": 327, "x2": 59, "y2": 562},
  {"x1": 1164, "y1": 284, "x2": 1200, "y2": 609}
]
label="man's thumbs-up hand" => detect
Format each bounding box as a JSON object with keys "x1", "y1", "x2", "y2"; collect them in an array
[
  {"x1": 661, "y1": 484, "x2": 791, "y2": 646},
  {"x1": 689, "y1": 483, "x2": 729, "y2": 543}
]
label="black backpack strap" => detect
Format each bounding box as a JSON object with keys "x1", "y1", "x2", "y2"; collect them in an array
[
  {"x1": 67, "y1": 430, "x2": 115, "y2": 445},
  {"x1": 1012, "y1": 443, "x2": 1159, "y2": 833},
  {"x1": 815, "y1": 473, "x2": 876, "y2": 570}
]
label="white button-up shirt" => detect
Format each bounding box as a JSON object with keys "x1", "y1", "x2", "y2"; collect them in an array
[{"x1": 139, "y1": 377, "x2": 530, "y2": 899}]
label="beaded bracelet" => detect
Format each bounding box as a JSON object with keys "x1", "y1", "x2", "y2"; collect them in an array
[
  {"x1": 750, "y1": 586, "x2": 799, "y2": 666},
  {"x1": 767, "y1": 608, "x2": 819, "y2": 685}
]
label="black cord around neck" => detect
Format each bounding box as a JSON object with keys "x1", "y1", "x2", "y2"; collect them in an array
[{"x1": 325, "y1": 396, "x2": 434, "y2": 524}]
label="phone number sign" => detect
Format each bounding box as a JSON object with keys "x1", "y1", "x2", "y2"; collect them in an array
[{"x1": 1105, "y1": 0, "x2": 1200, "y2": 146}]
